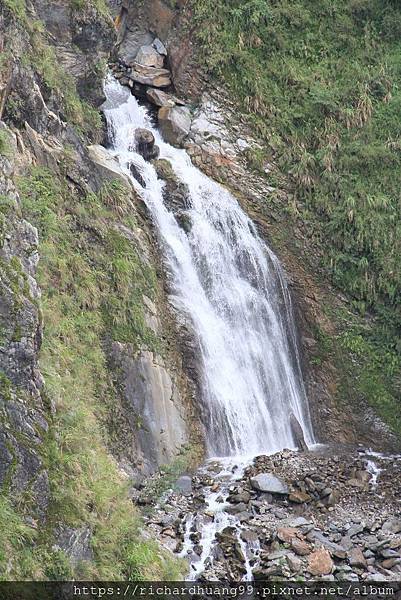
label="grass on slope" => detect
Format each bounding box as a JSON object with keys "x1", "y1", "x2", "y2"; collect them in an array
[
  {"x1": 0, "y1": 166, "x2": 183, "y2": 580},
  {"x1": 191, "y1": 0, "x2": 401, "y2": 433}
]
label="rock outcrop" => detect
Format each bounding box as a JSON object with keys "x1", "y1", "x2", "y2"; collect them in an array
[{"x1": 0, "y1": 134, "x2": 49, "y2": 519}]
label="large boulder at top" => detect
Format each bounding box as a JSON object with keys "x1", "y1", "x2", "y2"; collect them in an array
[
  {"x1": 136, "y1": 45, "x2": 164, "y2": 68},
  {"x1": 134, "y1": 128, "x2": 160, "y2": 161},
  {"x1": 129, "y1": 63, "x2": 171, "y2": 88},
  {"x1": 250, "y1": 473, "x2": 289, "y2": 495},
  {"x1": 158, "y1": 105, "x2": 191, "y2": 147}
]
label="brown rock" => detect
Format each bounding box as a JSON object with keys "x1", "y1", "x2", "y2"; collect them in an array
[
  {"x1": 146, "y1": 88, "x2": 176, "y2": 107},
  {"x1": 130, "y1": 63, "x2": 171, "y2": 88},
  {"x1": 277, "y1": 527, "x2": 299, "y2": 543},
  {"x1": 382, "y1": 558, "x2": 400, "y2": 569},
  {"x1": 348, "y1": 547, "x2": 367, "y2": 569},
  {"x1": 307, "y1": 548, "x2": 333, "y2": 576},
  {"x1": 289, "y1": 490, "x2": 312, "y2": 504},
  {"x1": 136, "y1": 45, "x2": 164, "y2": 68},
  {"x1": 291, "y1": 538, "x2": 311, "y2": 556}
]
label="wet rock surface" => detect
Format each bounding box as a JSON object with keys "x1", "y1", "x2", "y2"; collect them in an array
[{"x1": 142, "y1": 447, "x2": 401, "y2": 581}]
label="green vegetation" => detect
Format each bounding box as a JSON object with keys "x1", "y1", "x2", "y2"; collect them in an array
[
  {"x1": 0, "y1": 0, "x2": 27, "y2": 22},
  {"x1": 22, "y1": 33, "x2": 102, "y2": 137},
  {"x1": 191, "y1": 0, "x2": 401, "y2": 429},
  {"x1": 311, "y1": 308, "x2": 401, "y2": 436},
  {"x1": 1, "y1": 166, "x2": 181, "y2": 580},
  {"x1": 69, "y1": 0, "x2": 111, "y2": 20},
  {"x1": 0, "y1": 130, "x2": 13, "y2": 158}
]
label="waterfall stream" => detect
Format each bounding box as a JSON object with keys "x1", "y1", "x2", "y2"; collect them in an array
[{"x1": 102, "y1": 76, "x2": 314, "y2": 458}]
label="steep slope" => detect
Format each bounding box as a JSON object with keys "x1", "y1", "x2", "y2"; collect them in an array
[{"x1": 0, "y1": 0, "x2": 201, "y2": 579}]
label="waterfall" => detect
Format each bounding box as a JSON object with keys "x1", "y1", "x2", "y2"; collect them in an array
[{"x1": 102, "y1": 76, "x2": 314, "y2": 458}]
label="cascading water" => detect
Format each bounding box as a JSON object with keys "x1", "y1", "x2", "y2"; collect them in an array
[{"x1": 102, "y1": 75, "x2": 314, "y2": 458}]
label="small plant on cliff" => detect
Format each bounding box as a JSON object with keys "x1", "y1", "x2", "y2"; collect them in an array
[
  {"x1": 0, "y1": 130, "x2": 13, "y2": 158},
  {"x1": 1, "y1": 0, "x2": 27, "y2": 22}
]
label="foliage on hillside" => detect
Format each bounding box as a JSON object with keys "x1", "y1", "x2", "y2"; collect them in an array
[
  {"x1": 0, "y1": 166, "x2": 184, "y2": 580},
  {"x1": 191, "y1": 0, "x2": 401, "y2": 429}
]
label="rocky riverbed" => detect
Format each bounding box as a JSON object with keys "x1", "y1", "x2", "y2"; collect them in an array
[{"x1": 137, "y1": 446, "x2": 401, "y2": 582}]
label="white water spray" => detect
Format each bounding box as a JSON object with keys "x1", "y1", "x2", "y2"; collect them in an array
[{"x1": 102, "y1": 75, "x2": 314, "y2": 457}]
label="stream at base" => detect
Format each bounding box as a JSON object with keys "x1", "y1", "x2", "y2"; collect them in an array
[{"x1": 145, "y1": 448, "x2": 401, "y2": 581}]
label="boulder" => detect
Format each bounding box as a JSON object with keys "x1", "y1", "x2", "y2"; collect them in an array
[
  {"x1": 152, "y1": 38, "x2": 167, "y2": 56},
  {"x1": 289, "y1": 490, "x2": 312, "y2": 504},
  {"x1": 147, "y1": 88, "x2": 176, "y2": 108},
  {"x1": 277, "y1": 528, "x2": 299, "y2": 543},
  {"x1": 136, "y1": 45, "x2": 164, "y2": 68},
  {"x1": 175, "y1": 475, "x2": 192, "y2": 495},
  {"x1": 382, "y1": 518, "x2": 401, "y2": 534},
  {"x1": 151, "y1": 158, "x2": 190, "y2": 211},
  {"x1": 158, "y1": 105, "x2": 191, "y2": 147},
  {"x1": 130, "y1": 63, "x2": 171, "y2": 88},
  {"x1": 87, "y1": 144, "x2": 132, "y2": 189},
  {"x1": 291, "y1": 538, "x2": 311, "y2": 556},
  {"x1": 287, "y1": 553, "x2": 302, "y2": 573},
  {"x1": 307, "y1": 548, "x2": 333, "y2": 576},
  {"x1": 348, "y1": 547, "x2": 367, "y2": 569},
  {"x1": 250, "y1": 473, "x2": 289, "y2": 495},
  {"x1": 134, "y1": 128, "x2": 160, "y2": 161}
]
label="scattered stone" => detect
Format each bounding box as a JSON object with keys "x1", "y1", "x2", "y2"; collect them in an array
[
  {"x1": 291, "y1": 538, "x2": 311, "y2": 556},
  {"x1": 289, "y1": 490, "x2": 312, "y2": 504},
  {"x1": 348, "y1": 523, "x2": 364, "y2": 537},
  {"x1": 175, "y1": 475, "x2": 192, "y2": 495},
  {"x1": 348, "y1": 547, "x2": 367, "y2": 569},
  {"x1": 277, "y1": 527, "x2": 299, "y2": 543},
  {"x1": 307, "y1": 548, "x2": 333, "y2": 576},
  {"x1": 382, "y1": 518, "x2": 401, "y2": 535},
  {"x1": 152, "y1": 38, "x2": 167, "y2": 56},
  {"x1": 250, "y1": 473, "x2": 289, "y2": 495},
  {"x1": 287, "y1": 553, "x2": 302, "y2": 573},
  {"x1": 286, "y1": 516, "x2": 313, "y2": 528},
  {"x1": 382, "y1": 558, "x2": 400, "y2": 569}
]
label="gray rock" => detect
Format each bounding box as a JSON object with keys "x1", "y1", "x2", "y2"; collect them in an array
[
  {"x1": 146, "y1": 88, "x2": 176, "y2": 108},
  {"x1": 110, "y1": 344, "x2": 189, "y2": 475},
  {"x1": 152, "y1": 38, "x2": 167, "y2": 56},
  {"x1": 136, "y1": 45, "x2": 164, "y2": 68},
  {"x1": 250, "y1": 473, "x2": 289, "y2": 495},
  {"x1": 226, "y1": 502, "x2": 248, "y2": 515},
  {"x1": 286, "y1": 516, "x2": 314, "y2": 528},
  {"x1": 134, "y1": 128, "x2": 160, "y2": 161},
  {"x1": 158, "y1": 106, "x2": 191, "y2": 147},
  {"x1": 348, "y1": 523, "x2": 365, "y2": 537},
  {"x1": 382, "y1": 518, "x2": 401, "y2": 535},
  {"x1": 309, "y1": 530, "x2": 347, "y2": 559},
  {"x1": 87, "y1": 145, "x2": 132, "y2": 190},
  {"x1": 348, "y1": 547, "x2": 367, "y2": 569},
  {"x1": 289, "y1": 412, "x2": 308, "y2": 451},
  {"x1": 175, "y1": 475, "x2": 192, "y2": 495},
  {"x1": 53, "y1": 526, "x2": 93, "y2": 566}
]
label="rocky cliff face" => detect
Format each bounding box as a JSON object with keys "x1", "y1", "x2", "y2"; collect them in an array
[{"x1": 0, "y1": 0, "x2": 201, "y2": 579}]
